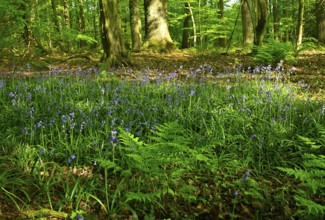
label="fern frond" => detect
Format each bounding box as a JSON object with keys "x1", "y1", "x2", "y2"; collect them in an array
[
  {"x1": 294, "y1": 195, "x2": 325, "y2": 217},
  {"x1": 277, "y1": 167, "x2": 311, "y2": 182},
  {"x1": 125, "y1": 191, "x2": 157, "y2": 203},
  {"x1": 118, "y1": 128, "x2": 144, "y2": 152}
]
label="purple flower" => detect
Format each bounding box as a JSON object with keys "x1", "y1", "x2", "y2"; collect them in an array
[
  {"x1": 68, "y1": 155, "x2": 76, "y2": 164},
  {"x1": 75, "y1": 215, "x2": 84, "y2": 220},
  {"x1": 233, "y1": 190, "x2": 239, "y2": 197},
  {"x1": 69, "y1": 112, "x2": 75, "y2": 119},
  {"x1": 9, "y1": 92, "x2": 15, "y2": 98},
  {"x1": 62, "y1": 115, "x2": 67, "y2": 123},
  {"x1": 189, "y1": 89, "x2": 196, "y2": 96}
]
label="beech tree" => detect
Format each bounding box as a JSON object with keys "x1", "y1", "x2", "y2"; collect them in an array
[
  {"x1": 254, "y1": 0, "x2": 268, "y2": 46},
  {"x1": 129, "y1": 0, "x2": 142, "y2": 51},
  {"x1": 143, "y1": 0, "x2": 175, "y2": 52},
  {"x1": 241, "y1": 0, "x2": 254, "y2": 46},
  {"x1": 99, "y1": 0, "x2": 126, "y2": 64},
  {"x1": 296, "y1": 0, "x2": 304, "y2": 49},
  {"x1": 316, "y1": 0, "x2": 325, "y2": 44}
]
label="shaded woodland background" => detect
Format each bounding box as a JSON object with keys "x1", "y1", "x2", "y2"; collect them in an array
[{"x1": 0, "y1": 0, "x2": 325, "y2": 65}]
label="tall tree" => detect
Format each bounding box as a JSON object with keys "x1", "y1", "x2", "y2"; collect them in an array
[
  {"x1": 181, "y1": 2, "x2": 191, "y2": 49},
  {"x1": 254, "y1": 0, "x2": 268, "y2": 46},
  {"x1": 272, "y1": 0, "x2": 280, "y2": 40},
  {"x1": 62, "y1": 0, "x2": 70, "y2": 28},
  {"x1": 144, "y1": 0, "x2": 175, "y2": 52},
  {"x1": 316, "y1": 0, "x2": 325, "y2": 44},
  {"x1": 296, "y1": 0, "x2": 304, "y2": 49},
  {"x1": 99, "y1": 0, "x2": 126, "y2": 64},
  {"x1": 78, "y1": 0, "x2": 86, "y2": 47},
  {"x1": 129, "y1": 0, "x2": 142, "y2": 51},
  {"x1": 218, "y1": 0, "x2": 226, "y2": 47},
  {"x1": 241, "y1": 0, "x2": 254, "y2": 46}
]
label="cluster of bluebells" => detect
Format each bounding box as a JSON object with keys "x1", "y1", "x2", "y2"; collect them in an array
[
  {"x1": 67, "y1": 155, "x2": 76, "y2": 164},
  {"x1": 0, "y1": 63, "x2": 323, "y2": 174}
]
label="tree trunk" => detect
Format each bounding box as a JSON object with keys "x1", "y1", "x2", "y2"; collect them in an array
[
  {"x1": 129, "y1": 0, "x2": 142, "y2": 51},
  {"x1": 296, "y1": 0, "x2": 304, "y2": 49},
  {"x1": 198, "y1": 0, "x2": 203, "y2": 47},
  {"x1": 144, "y1": 0, "x2": 175, "y2": 52},
  {"x1": 99, "y1": 0, "x2": 126, "y2": 65},
  {"x1": 144, "y1": 0, "x2": 150, "y2": 39},
  {"x1": 241, "y1": 0, "x2": 254, "y2": 46},
  {"x1": 273, "y1": 0, "x2": 279, "y2": 40},
  {"x1": 181, "y1": 2, "x2": 191, "y2": 49},
  {"x1": 21, "y1": 0, "x2": 32, "y2": 47},
  {"x1": 51, "y1": 0, "x2": 61, "y2": 33},
  {"x1": 317, "y1": 0, "x2": 325, "y2": 44},
  {"x1": 284, "y1": 0, "x2": 289, "y2": 42},
  {"x1": 78, "y1": 0, "x2": 86, "y2": 47},
  {"x1": 254, "y1": 0, "x2": 268, "y2": 46},
  {"x1": 218, "y1": 0, "x2": 226, "y2": 47},
  {"x1": 62, "y1": 0, "x2": 70, "y2": 28}
]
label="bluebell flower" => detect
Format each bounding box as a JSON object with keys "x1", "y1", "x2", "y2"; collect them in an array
[
  {"x1": 0, "y1": 80, "x2": 4, "y2": 89},
  {"x1": 68, "y1": 155, "x2": 76, "y2": 164},
  {"x1": 233, "y1": 190, "x2": 239, "y2": 197},
  {"x1": 62, "y1": 115, "x2": 67, "y2": 123},
  {"x1": 69, "y1": 112, "x2": 75, "y2": 119},
  {"x1": 9, "y1": 92, "x2": 15, "y2": 98},
  {"x1": 189, "y1": 89, "x2": 196, "y2": 96}
]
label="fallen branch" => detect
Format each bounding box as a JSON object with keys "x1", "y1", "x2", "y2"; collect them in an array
[{"x1": 22, "y1": 208, "x2": 69, "y2": 219}]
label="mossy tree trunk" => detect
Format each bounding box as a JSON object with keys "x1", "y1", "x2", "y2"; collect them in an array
[
  {"x1": 129, "y1": 0, "x2": 142, "y2": 51},
  {"x1": 272, "y1": 0, "x2": 280, "y2": 40},
  {"x1": 218, "y1": 0, "x2": 226, "y2": 47},
  {"x1": 254, "y1": 0, "x2": 268, "y2": 46},
  {"x1": 181, "y1": 2, "x2": 191, "y2": 49},
  {"x1": 316, "y1": 0, "x2": 325, "y2": 44},
  {"x1": 241, "y1": 0, "x2": 254, "y2": 46},
  {"x1": 99, "y1": 0, "x2": 126, "y2": 65},
  {"x1": 296, "y1": 0, "x2": 304, "y2": 49},
  {"x1": 144, "y1": 0, "x2": 175, "y2": 52},
  {"x1": 78, "y1": 0, "x2": 86, "y2": 47}
]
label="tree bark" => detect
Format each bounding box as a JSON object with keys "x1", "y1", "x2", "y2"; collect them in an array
[
  {"x1": 316, "y1": 0, "x2": 325, "y2": 44},
  {"x1": 51, "y1": 0, "x2": 61, "y2": 34},
  {"x1": 218, "y1": 0, "x2": 226, "y2": 47},
  {"x1": 129, "y1": 0, "x2": 142, "y2": 51},
  {"x1": 144, "y1": 0, "x2": 175, "y2": 52},
  {"x1": 99, "y1": 0, "x2": 126, "y2": 65},
  {"x1": 181, "y1": 2, "x2": 191, "y2": 49},
  {"x1": 62, "y1": 0, "x2": 70, "y2": 28},
  {"x1": 272, "y1": 0, "x2": 279, "y2": 40},
  {"x1": 296, "y1": 0, "x2": 304, "y2": 49},
  {"x1": 78, "y1": 0, "x2": 86, "y2": 47},
  {"x1": 254, "y1": 0, "x2": 268, "y2": 46},
  {"x1": 241, "y1": 0, "x2": 254, "y2": 46}
]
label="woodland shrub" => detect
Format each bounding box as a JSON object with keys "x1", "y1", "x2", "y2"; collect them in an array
[{"x1": 254, "y1": 40, "x2": 295, "y2": 66}]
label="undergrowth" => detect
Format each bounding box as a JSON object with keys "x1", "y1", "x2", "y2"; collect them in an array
[{"x1": 0, "y1": 64, "x2": 324, "y2": 219}]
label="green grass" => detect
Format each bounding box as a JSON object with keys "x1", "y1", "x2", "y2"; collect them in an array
[{"x1": 0, "y1": 65, "x2": 324, "y2": 219}]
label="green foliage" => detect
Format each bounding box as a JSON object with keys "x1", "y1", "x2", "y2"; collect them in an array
[
  {"x1": 278, "y1": 126, "x2": 325, "y2": 218},
  {"x1": 254, "y1": 40, "x2": 295, "y2": 65},
  {"x1": 0, "y1": 64, "x2": 324, "y2": 218}
]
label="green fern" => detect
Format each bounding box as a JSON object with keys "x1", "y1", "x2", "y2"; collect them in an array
[{"x1": 278, "y1": 126, "x2": 325, "y2": 218}]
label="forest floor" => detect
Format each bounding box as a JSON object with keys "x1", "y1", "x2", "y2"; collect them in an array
[
  {"x1": 0, "y1": 50, "x2": 324, "y2": 219},
  {"x1": 1, "y1": 50, "x2": 324, "y2": 93}
]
